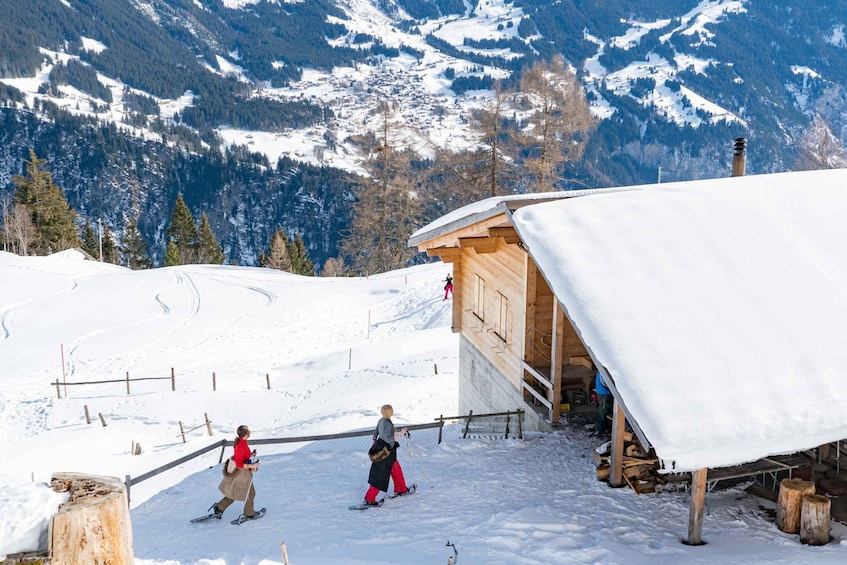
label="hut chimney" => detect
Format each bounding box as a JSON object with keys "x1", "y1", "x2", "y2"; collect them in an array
[{"x1": 731, "y1": 137, "x2": 746, "y2": 177}]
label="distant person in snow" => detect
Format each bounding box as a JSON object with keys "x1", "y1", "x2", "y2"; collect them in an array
[
  {"x1": 209, "y1": 425, "x2": 263, "y2": 520},
  {"x1": 594, "y1": 371, "x2": 612, "y2": 437},
  {"x1": 363, "y1": 404, "x2": 410, "y2": 506},
  {"x1": 444, "y1": 274, "x2": 453, "y2": 300}
]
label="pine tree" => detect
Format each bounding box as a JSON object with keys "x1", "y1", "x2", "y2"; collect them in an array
[
  {"x1": 120, "y1": 216, "x2": 152, "y2": 269},
  {"x1": 260, "y1": 229, "x2": 292, "y2": 271},
  {"x1": 11, "y1": 149, "x2": 80, "y2": 254},
  {"x1": 320, "y1": 257, "x2": 346, "y2": 277},
  {"x1": 340, "y1": 102, "x2": 421, "y2": 275},
  {"x1": 81, "y1": 218, "x2": 98, "y2": 258},
  {"x1": 164, "y1": 240, "x2": 182, "y2": 266},
  {"x1": 516, "y1": 55, "x2": 595, "y2": 192},
  {"x1": 288, "y1": 234, "x2": 315, "y2": 276},
  {"x1": 196, "y1": 212, "x2": 224, "y2": 264},
  {"x1": 101, "y1": 223, "x2": 118, "y2": 264},
  {"x1": 165, "y1": 194, "x2": 196, "y2": 262},
  {"x1": 795, "y1": 114, "x2": 847, "y2": 169}
]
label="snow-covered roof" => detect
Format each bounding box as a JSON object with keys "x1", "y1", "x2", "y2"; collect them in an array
[
  {"x1": 408, "y1": 187, "x2": 638, "y2": 247},
  {"x1": 511, "y1": 169, "x2": 847, "y2": 472}
]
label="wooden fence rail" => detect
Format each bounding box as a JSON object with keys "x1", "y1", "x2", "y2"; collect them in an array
[
  {"x1": 124, "y1": 412, "x2": 523, "y2": 505},
  {"x1": 53, "y1": 369, "x2": 175, "y2": 399}
]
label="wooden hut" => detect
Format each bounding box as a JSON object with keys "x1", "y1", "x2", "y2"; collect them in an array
[{"x1": 409, "y1": 169, "x2": 847, "y2": 544}]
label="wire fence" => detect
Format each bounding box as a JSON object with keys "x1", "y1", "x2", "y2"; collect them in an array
[{"x1": 125, "y1": 410, "x2": 524, "y2": 508}]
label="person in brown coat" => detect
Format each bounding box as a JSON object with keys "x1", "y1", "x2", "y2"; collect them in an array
[{"x1": 210, "y1": 425, "x2": 263, "y2": 520}]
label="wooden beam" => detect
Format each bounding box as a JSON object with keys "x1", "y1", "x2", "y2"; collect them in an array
[
  {"x1": 686, "y1": 468, "x2": 708, "y2": 546},
  {"x1": 452, "y1": 259, "x2": 462, "y2": 333},
  {"x1": 458, "y1": 237, "x2": 498, "y2": 254},
  {"x1": 413, "y1": 212, "x2": 510, "y2": 252},
  {"x1": 609, "y1": 402, "x2": 626, "y2": 487},
  {"x1": 426, "y1": 247, "x2": 462, "y2": 263},
  {"x1": 549, "y1": 300, "x2": 565, "y2": 423},
  {"x1": 523, "y1": 259, "x2": 538, "y2": 367},
  {"x1": 488, "y1": 226, "x2": 521, "y2": 244}
]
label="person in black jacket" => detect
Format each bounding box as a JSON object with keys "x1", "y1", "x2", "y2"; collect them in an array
[
  {"x1": 443, "y1": 274, "x2": 453, "y2": 300},
  {"x1": 363, "y1": 404, "x2": 409, "y2": 506}
]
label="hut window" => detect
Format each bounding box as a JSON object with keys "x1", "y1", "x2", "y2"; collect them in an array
[
  {"x1": 473, "y1": 274, "x2": 485, "y2": 321},
  {"x1": 494, "y1": 291, "x2": 508, "y2": 342}
]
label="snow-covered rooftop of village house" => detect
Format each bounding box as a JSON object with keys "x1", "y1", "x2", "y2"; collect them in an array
[{"x1": 511, "y1": 168, "x2": 847, "y2": 472}]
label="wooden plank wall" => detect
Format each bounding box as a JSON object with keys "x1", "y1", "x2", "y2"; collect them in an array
[{"x1": 459, "y1": 239, "x2": 527, "y2": 391}]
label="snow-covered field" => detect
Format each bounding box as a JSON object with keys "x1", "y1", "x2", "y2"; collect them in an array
[{"x1": 1, "y1": 250, "x2": 847, "y2": 563}]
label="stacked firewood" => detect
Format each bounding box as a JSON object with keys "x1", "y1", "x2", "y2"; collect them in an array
[{"x1": 593, "y1": 431, "x2": 659, "y2": 494}]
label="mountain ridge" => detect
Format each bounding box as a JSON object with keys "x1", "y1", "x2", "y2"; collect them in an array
[{"x1": 1, "y1": 0, "x2": 845, "y2": 266}]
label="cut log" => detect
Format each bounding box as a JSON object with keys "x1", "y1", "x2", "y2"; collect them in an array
[
  {"x1": 596, "y1": 464, "x2": 610, "y2": 481},
  {"x1": 775, "y1": 478, "x2": 816, "y2": 534},
  {"x1": 50, "y1": 473, "x2": 134, "y2": 565},
  {"x1": 800, "y1": 494, "x2": 831, "y2": 545}
]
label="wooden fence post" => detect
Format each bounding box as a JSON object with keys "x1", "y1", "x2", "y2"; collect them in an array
[
  {"x1": 266, "y1": 373, "x2": 271, "y2": 390},
  {"x1": 179, "y1": 421, "x2": 186, "y2": 443},
  {"x1": 171, "y1": 367, "x2": 175, "y2": 391},
  {"x1": 437, "y1": 416, "x2": 443, "y2": 444},
  {"x1": 126, "y1": 371, "x2": 130, "y2": 395},
  {"x1": 517, "y1": 409, "x2": 523, "y2": 439},
  {"x1": 212, "y1": 372, "x2": 216, "y2": 391},
  {"x1": 84, "y1": 405, "x2": 91, "y2": 424},
  {"x1": 463, "y1": 410, "x2": 474, "y2": 438},
  {"x1": 348, "y1": 349, "x2": 352, "y2": 370},
  {"x1": 434, "y1": 363, "x2": 438, "y2": 374},
  {"x1": 55, "y1": 379, "x2": 62, "y2": 399},
  {"x1": 98, "y1": 413, "x2": 107, "y2": 427},
  {"x1": 205, "y1": 413, "x2": 212, "y2": 436}
]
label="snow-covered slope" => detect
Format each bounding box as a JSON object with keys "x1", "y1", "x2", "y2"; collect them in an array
[{"x1": 2, "y1": 251, "x2": 847, "y2": 563}]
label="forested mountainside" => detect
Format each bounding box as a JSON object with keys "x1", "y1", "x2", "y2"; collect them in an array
[{"x1": 2, "y1": 0, "x2": 847, "y2": 268}]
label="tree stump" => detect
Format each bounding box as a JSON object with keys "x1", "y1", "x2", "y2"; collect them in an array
[
  {"x1": 800, "y1": 494, "x2": 831, "y2": 546},
  {"x1": 775, "y1": 478, "x2": 816, "y2": 534},
  {"x1": 50, "y1": 473, "x2": 134, "y2": 565}
]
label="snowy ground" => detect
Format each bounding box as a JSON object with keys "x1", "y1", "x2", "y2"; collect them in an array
[{"x1": 1, "y1": 250, "x2": 847, "y2": 563}]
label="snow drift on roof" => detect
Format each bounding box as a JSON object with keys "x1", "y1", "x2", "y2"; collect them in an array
[{"x1": 512, "y1": 169, "x2": 847, "y2": 472}]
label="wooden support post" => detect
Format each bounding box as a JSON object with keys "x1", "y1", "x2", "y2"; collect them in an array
[
  {"x1": 434, "y1": 363, "x2": 438, "y2": 374},
  {"x1": 98, "y1": 413, "x2": 107, "y2": 427},
  {"x1": 84, "y1": 405, "x2": 90, "y2": 424},
  {"x1": 800, "y1": 494, "x2": 831, "y2": 545},
  {"x1": 171, "y1": 367, "x2": 175, "y2": 391},
  {"x1": 266, "y1": 373, "x2": 271, "y2": 390},
  {"x1": 686, "y1": 468, "x2": 708, "y2": 546},
  {"x1": 126, "y1": 371, "x2": 131, "y2": 395},
  {"x1": 609, "y1": 402, "x2": 626, "y2": 487},
  {"x1": 280, "y1": 542, "x2": 289, "y2": 565},
  {"x1": 212, "y1": 372, "x2": 216, "y2": 391},
  {"x1": 437, "y1": 417, "x2": 444, "y2": 444},
  {"x1": 776, "y1": 478, "x2": 816, "y2": 534},
  {"x1": 179, "y1": 421, "x2": 186, "y2": 443},
  {"x1": 348, "y1": 349, "x2": 352, "y2": 370},
  {"x1": 55, "y1": 379, "x2": 62, "y2": 399},
  {"x1": 504, "y1": 412, "x2": 511, "y2": 439},
  {"x1": 549, "y1": 301, "x2": 565, "y2": 424},
  {"x1": 205, "y1": 413, "x2": 212, "y2": 436}
]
